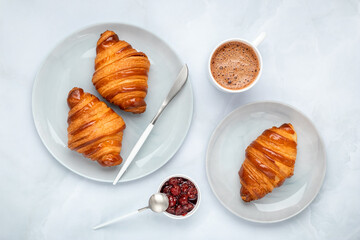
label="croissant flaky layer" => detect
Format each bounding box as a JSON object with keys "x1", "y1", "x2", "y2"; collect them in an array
[
  {"x1": 92, "y1": 30, "x2": 150, "y2": 114},
  {"x1": 239, "y1": 123, "x2": 297, "y2": 202},
  {"x1": 67, "y1": 87, "x2": 126, "y2": 167}
]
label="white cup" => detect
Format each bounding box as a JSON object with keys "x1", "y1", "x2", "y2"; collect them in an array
[
  {"x1": 157, "y1": 174, "x2": 201, "y2": 219},
  {"x1": 208, "y1": 32, "x2": 266, "y2": 93}
]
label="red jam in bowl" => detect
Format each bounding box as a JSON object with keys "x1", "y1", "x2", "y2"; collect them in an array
[{"x1": 160, "y1": 177, "x2": 198, "y2": 216}]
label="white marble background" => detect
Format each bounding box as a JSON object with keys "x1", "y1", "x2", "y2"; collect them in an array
[{"x1": 1, "y1": 0, "x2": 360, "y2": 239}]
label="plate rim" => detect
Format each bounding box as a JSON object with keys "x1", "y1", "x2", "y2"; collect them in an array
[
  {"x1": 205, "y1": 100, "x2": 326, "y2": 223},
  {"x1": 32, "y1": 22, "x2": 194, "y2": 183}
]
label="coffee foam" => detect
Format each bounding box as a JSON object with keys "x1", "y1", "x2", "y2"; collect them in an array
[{"x1": 210, "y1": 41, "x2": 260, "y2": 90}]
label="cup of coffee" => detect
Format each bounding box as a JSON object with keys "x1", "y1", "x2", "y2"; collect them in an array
[{"x1": 208, "y1": 32, "x2": 266, "y2": 93}]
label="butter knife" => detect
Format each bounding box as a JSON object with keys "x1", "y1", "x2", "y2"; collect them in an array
[{"x1": 113, "y1": 64, "x2": 189, "y2": 185}]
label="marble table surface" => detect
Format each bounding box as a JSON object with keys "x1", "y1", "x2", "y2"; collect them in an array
[{"x1": 1, "y1": 0, "x2": 359, "y2": 239}]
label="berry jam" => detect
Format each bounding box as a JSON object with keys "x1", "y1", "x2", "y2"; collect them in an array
[{"x1": 160, "y1": 177, "x2": 198, "y2": 216}]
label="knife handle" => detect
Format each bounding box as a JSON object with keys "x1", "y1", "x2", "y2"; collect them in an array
[{"x1": 112, "y1": 123, "x2": 154, "y2": 185}]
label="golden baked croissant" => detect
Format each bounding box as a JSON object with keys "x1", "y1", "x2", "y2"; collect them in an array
[
  {"x1": 67, "y1": 87, "x2": 126, "y2": 167},
  {"x1": 239, "y1": 123, "x2": 297, "y2": 202},
  {"x1": 92, "y1": 30, "x2": 150, "y2": 114}
]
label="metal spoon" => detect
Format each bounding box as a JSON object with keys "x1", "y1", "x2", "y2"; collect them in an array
[{"x1": 93, "y1": 193, "x2": 169, "y2": 230}]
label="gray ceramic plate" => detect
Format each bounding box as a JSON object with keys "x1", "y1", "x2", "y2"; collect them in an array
[
  {"x1": 206, "y1": 102, "x2": 325, "y2": 223},
  {"x1": 32, "y1": 23, "x2": 193, "y2": 182}
]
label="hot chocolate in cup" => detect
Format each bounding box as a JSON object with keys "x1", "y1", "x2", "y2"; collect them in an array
[{"x1": 209, "y1": 32, "x2": 265, "y2": 93}]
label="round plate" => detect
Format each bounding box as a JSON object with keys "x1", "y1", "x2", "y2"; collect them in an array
[
  {"x1": 206, "y1": 101, "x2": 326, "y2": 223},
  {"x1": 32, "y1": 23, "x2": 193, "y2": 182}
]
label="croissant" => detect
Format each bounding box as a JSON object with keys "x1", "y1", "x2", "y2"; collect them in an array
[
  {"x1": 92, "y1": 30, "x2": 151, "y2": 114},
  {"x1": 67, "y1": 87, "x2": 126, "y2": 167},
  {"x1": 239, "y1": 123, "x2": 297, "y2": 202}
]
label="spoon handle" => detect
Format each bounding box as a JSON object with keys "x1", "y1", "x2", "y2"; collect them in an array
[{"x1": 93, "y1": 207, "x2": 149, "y2": 230}]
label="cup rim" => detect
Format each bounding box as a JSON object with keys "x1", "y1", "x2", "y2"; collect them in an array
[
  {"x1": 157, "y1": 174, "x2": 201, "y2": 219},
  {"x1": 208, "y1": 38, "x2": 263, "y2": 93}
]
